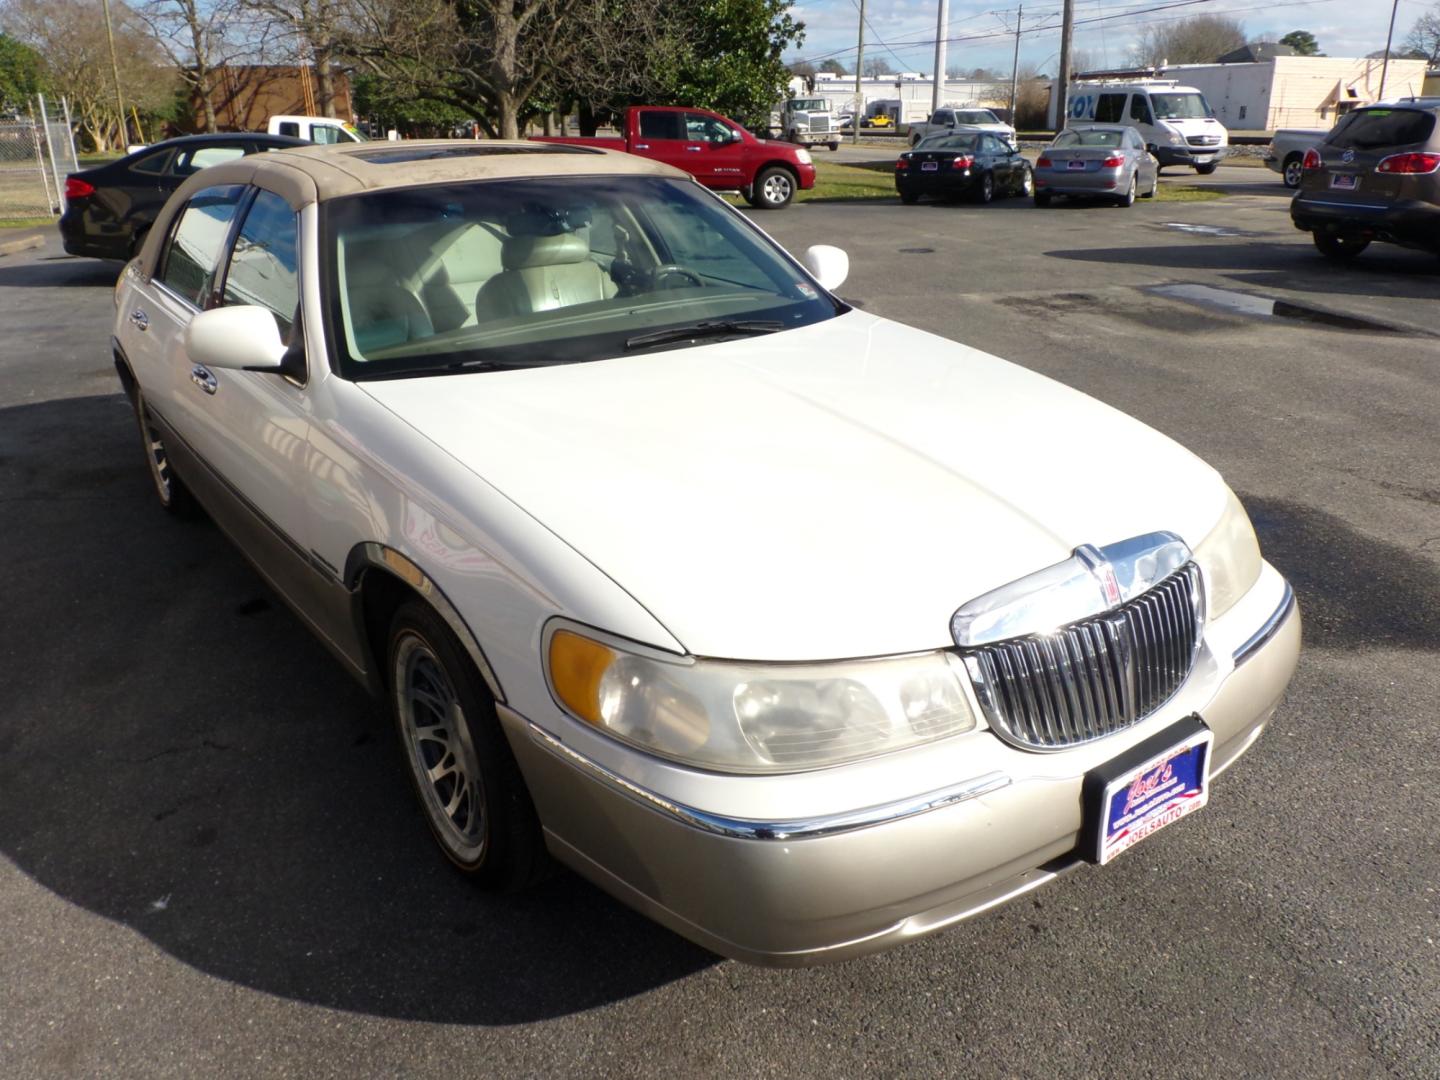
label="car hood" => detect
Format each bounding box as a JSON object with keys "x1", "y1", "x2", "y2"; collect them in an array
[{"x1": 360, "y1": 311, "x2": 1226, "y2": 660}]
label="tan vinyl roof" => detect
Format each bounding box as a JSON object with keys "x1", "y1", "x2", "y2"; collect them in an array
[{"x1": 139, "y1": 139, "x2": 687, "y2": 275}]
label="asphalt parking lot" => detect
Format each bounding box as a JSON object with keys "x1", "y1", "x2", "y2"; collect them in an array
[{"x1": 2, "y1": 177, "x2": 1438, "y2": 1078}]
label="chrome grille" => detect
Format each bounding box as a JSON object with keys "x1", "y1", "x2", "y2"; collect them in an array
[
  {"x1": 810, "y1": 117, "x2": 831, "y2": 133},
  {"x1": 961, "y1": 564, "x2": 1203, "y2": 750},
  {"x1": 1187, "y1": 134, "x2": 1221, "y2": 147}
]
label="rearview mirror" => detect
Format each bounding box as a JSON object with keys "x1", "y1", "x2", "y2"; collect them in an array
[
  {"x1": 184, "y1": 305, "x2": 294, "y2": 374},
  {"x1": 802, "y1": 244, "x2": 849, "y2": 292}
]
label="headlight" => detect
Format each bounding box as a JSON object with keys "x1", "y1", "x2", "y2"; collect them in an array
[
  {"x1": 1192, "y1": 487, "x2": 1262, "y2": 619},
  {"x1": 1166, "y1": 131, "x2": 1185, "y2": 146},
  {"x1": 546, "y1": 627, "x2": 976, "y2": 773},
  {"x1": 795, "y1": 148, "x2": 813, "y2": 165}
]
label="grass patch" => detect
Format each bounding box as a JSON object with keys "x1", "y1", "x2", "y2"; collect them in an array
[
  {"x1": 798, "y1": 160, "x2": 896, "y2": 202},
  {"x1": 1155, "y1": 185, "x2": 1228, "y2": 202},
  {"x1": 0, "y1": 216, "x2": 55, "y2": 229}
]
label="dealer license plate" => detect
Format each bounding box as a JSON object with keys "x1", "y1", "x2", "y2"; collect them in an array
[
  {"x1": 921, "y1": 161, "x2": 939, "y2": 171},
  {"x1": 1067, "y1": 159, "x2": 1087, "y2": 170},
  {"x1": 1331, "y1": 174, "x2": 1359, "y2": 190},
  {"x1": 1083, "y1": 716, "x2": 1212, "y2": 865}
]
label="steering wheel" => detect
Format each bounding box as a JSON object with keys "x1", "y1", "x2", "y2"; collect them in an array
[{"x1": 650, "y1": 264, "x2": 704, "y2": 289}]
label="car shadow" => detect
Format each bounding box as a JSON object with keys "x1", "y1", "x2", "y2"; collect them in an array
[
  {"x1": 0, "y1": 394, "x2": 716, "y2": 1025},
  {"x1": 0, "y1": 254, "x2": 123, "y2": 288}
]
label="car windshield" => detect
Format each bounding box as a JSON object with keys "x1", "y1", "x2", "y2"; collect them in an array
[
  {"x1": 1327, "y1": 108, "x2": 1436, "y2": 150},
  {"x1": 955, "y1": 111, "x2": 999, "y2": 125},
  {"x1": 917, "y1": 133, "x2": 980, "y2": 152},
  {"x1": 1054, "y1": 129, "x2": 1123, "y2": 148},
  {"x1": 1150, "y1": 93, "x2": 1213, "y2": 120},
  {"x1": 791, "y1": 99, "x2": 827, "y2": 112},
  {"x1": 323, "y1": 176, "x2": 840, "y2": 379}
]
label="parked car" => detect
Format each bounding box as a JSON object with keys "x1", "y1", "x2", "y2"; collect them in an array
[
  {"x1": 908, "y1": 107, "x2": 1016, "y2": 147},
  {"x1": 536, "y1": 105, "x2": 817, "y2": 208},
  {"x1": 863, "y1": 113, "x2": 895, "y2": 129},
  {"x1": 1033, "y1": 125, "x2": 1159, "y2": 207},
  {"x1": 1263, "y1": 128, "x2": 1328, "y2": 188},
  {"x1": 59, "y1": 132, "x2": 308, "y2": 260},
  {"x1": 1291, "y1": 102, "x2": 1440, "y2": 259},
  {"x1": 111, "y1": 140, "x2": 1299, "y2": 966},
  {"x1": 895, "y1": 131, "x2": 1033, "y2": 204}
]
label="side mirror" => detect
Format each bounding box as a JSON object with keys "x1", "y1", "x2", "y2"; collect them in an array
[
  {"x1": 802, "y1": 244, "x2": 848, "y2": 292},
  {"x1": 184, "y1": 305, "x2": 294, "y2": 374}
]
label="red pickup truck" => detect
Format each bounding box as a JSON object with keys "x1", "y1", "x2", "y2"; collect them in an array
[{"x1": 534, "y1": 106, "x2": 817, "y2": 209}]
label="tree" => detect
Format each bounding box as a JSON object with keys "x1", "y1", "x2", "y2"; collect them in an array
[
  {"x1": 1130, "y1": 14, "x2": 1245, "y2": 67},
  {"x1": 817, "y1": 58, "x2": 845, "y2": 76},
  {"x1": 862, "y1": 55, "x2": 892, "y2": 77},
  {"x1": 0, "y1": 33, "x2": 47, "y2": 112},
  {"x1": 1404, "y1": 7, "x2": 1440, "y2": 65},
  {"x1": 133, "y1": 0, "x2": 252, "y2": 132},
  {"x1": 239, "y1": 0, "x2": 346, "y2": 116},
  {"x1": 0, "y1": 0, "x2": 177, "y2": 149},
  {"x1": 1278, "y1": 30, "x2": 1320, "y2": 56}
]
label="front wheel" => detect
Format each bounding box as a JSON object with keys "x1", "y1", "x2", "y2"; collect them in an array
[
  {"x1": 1313, "y1": 231, "x2": 1371, "y2": 260},
  {"x1": 829, "y1": 141, "x2": 840, "y2": 152},
  {"x1": 1194, "y1": 162, "x2": 1218, "y2": 176},
  {"x1": 1282, "y1": 153, "x2": 1304, "y2": 189},
  {"x1": 747, "y1": 166, "x2": 796, "y2": 209},
  {"x1": 388, "y1": 600, "x2": 544, "y2": 888}
]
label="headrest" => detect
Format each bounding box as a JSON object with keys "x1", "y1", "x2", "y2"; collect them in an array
[
  {"x1": 502, "y1": 232, "x2": 589, "y2": 270},
  {"x1": 507, "y1": 205, "x2": 593, "y2": 237}
]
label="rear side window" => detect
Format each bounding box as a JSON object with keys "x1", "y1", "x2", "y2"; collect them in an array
[
  {"x1": 1094, "y1": 94, "x2": 1126, "y2": 123},
  {"x1": 639, "y1": 112, "x2": 685, "y2": 140},
  {"x1": 174, "y1": 144, "x2": 246, "y2": 176},
  {"x1": 130, "y1": 149, "x2": 172, "y2": 176},
  {"x1": 221, "y1": 190, "x2": 299, "y2": 338},
  {"x1": 277, "y1": 121, "x2": 300, "y2": 137},
  {"x1": 158, "y1": 185, "x2": 244, "y2": 307},
  {"x1": 1328, "y1": 109, "x2": 1436, "y2": 150}
]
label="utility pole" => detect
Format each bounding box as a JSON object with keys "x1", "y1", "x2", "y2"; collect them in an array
[
  {"x1": 853, "y1": 0, "x2": 866, "y2": 145},
  {"x1": 101, "y1": 0, "x2": 129, "y2": 149},
  {"x1": 1054, "y1": 0, "x2": 1074, "y2": 134},
  {"x1": 1009, "y1": 4, "x2": 1023, "y2": 124},
  {"x1": 1379, "y1": 0, "x2": 1401, "y2": 101},
  {"x1": 932, "y1": 0, "x2": 949, "y2": 115}
]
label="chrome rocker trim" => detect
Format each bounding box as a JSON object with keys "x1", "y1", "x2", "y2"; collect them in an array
[
  {"x1": 1232, "y1": 581, "x2": 1297, "y2": 668},
  {"x1": 526, "y1": 721, "x2": 1011, "y2": 841}
]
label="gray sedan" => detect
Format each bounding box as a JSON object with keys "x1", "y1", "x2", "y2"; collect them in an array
[{"x1": 1034, "y1": 125, "x2": 1159, "y2": 207}]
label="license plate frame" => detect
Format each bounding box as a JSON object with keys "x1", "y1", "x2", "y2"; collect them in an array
[
  {"x1": 1067, "y1": 159, "x2": 1087, "y2": 171},
  {"x1": 1082, "y1": 715, "x2": 1213, "y2": 865},
  {"x1": 1331, "y1": 174, "x2": 1359, "y2": 190},
  {"x1": 921, "y1": 161, "x2": 939, "y2": 172}
]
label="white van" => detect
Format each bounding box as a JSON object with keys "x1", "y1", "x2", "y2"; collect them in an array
[
  {"x1": 266, "y1": 115, "x2": 367, "y2": 144},
  {"x1": 1065, "y1": 81, "x2": 1227, "y2": 174}
]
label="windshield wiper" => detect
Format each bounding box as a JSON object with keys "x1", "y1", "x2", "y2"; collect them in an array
[{"x1": 624, "y1": 319, "x2": 783, "y2": 351}]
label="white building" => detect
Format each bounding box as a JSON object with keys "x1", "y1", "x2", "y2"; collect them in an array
[
  {"x1": 792, "y1": 73, "x2": 1023, "y2": 123},
  {"x1": 1163, "y1": 56, "x2": 1430, "y2": 131}
]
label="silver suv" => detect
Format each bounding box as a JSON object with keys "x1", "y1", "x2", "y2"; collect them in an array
[{"x1": 1290, "y1": 103, "x2": 1440, "y2": 260}]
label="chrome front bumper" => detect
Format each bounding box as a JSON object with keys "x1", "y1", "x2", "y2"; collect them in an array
[{"x1": 502, "y1": 567, "x2": 1301, "y2": 966}]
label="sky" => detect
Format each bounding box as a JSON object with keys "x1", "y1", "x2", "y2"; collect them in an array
[{"x1": 783, "y1": 0, "x2": 1436, "y2": 76}]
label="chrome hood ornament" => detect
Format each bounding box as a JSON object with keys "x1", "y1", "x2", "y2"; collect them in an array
[{"x1": 950, "y1": 532, "x2": 1193, "y2": 647}]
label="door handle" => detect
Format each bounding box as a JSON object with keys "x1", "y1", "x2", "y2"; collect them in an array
[
  {"x1": 190, "y1": 365, "x2": 217, "y2": 395},
  {"x1": 634, "y1": 143, "x2": 649, "y2": 150},
  {"x1": 129, "y1": 309, "x2": 149, "y2": 331},
  {"x1": 685, "y1": 146, "x2": 703, "y2": 152}
]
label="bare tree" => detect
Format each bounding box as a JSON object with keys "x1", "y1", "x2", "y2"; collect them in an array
[
  {"x1": 1404, "y1": 7, "x2": 1440, "y2": 65},
  {"x1": 239, "y1": 0, "x2": 345, "y2": 115},
  {"x1": 1129, "y1": 14, "x2": 1245, "y2": 67},
  {"x1": 133, "y1": 0, "x2": 252, "y2": 131},
  {"x1": 1, "y1": 0, "x2": 176, "y2": 149}
]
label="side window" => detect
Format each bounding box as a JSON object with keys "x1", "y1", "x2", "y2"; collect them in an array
[
  {"x1": 1094, "y1": 94, "x2": 1127, "y2": 123},
  {"x1": 221, "y1": 190, "x2": 299, "y2": 339},
  {"x1": 935, "y1": 110, "x2": 953, "y2": 126},
  {"x1": 686, "y1": 113, "x2": 735, "y2": 143},
  {"x1": 639, "y1": 112, "x2": 685, "y2": 140},
  {"x1": 312, "y1": 125, "x2": 342, "y2": 144},
  {"x1": 158, "y1": 186, "x2": 244, "y2": 307},
  {"x1": 1129, "y1": 95, "x2": 1153, "y2": 124},
  {"x1": 174, "y1": 144, "x2": 246, "y2": 176},
  {"x1": 278, "y1": 121, "x2": 300, "y2": 138},
  {"x1": 130, "y1": 149, "x2": 173, "y2": 176}
]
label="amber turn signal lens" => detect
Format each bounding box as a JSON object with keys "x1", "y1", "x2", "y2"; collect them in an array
[{"x1": 548, "y1": 630, "x2": 615, "y2": 725}]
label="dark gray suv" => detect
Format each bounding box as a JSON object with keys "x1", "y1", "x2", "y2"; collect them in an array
[{"x1": 1290, "y1": 102, "x2": 1440, "y2": 260}]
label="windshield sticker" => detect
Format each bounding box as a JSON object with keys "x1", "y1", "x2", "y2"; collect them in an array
[{"x1": 796, "y1": 282, "x2": 819, "y2": 299}]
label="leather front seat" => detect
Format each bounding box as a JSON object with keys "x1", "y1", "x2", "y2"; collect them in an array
[
  {"x1": 474, "y1": 232, "x2": 613, "y2": 321},
  {"x1": 344, "y1": 249, "x2": 434, "y2": 354}
]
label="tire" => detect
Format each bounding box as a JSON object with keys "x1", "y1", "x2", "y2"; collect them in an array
[
  {"x1": 899, "y1": 191, "x2": 920, "y2": 205},
  {"x1": 975, "y1": 171, "x2": 994, "y2": 204},
  {"x1": 131, "y1": 389, "x2": 198, "y2": 518},
  {"x1": 1194, "y1": 162, "x2": 1218, "y2": 175},
  {"x1": 748, "y1": 166, "x2": 795, "y2": 209},
  {"x1": 1282, "y1": 153, "x2": 1304, "y2": 189},
  {"x1": 1017, "y1": 166, "x2": 1034, "y2": 197},
  {"x1": 128, "y1": 225, "x2": 150, "y2": 260},
  {"x1": 1034, "y1": 191, "x2": 1053, "y2": 208},
  {"x1": 829, "y1": 141, "x2": 840, "y2": 152},
  {"x1": 1117, "y1": 173, "x2": 1137, "y2": 207},
  {"x1": 911, "y1": 133, "x2": 922, "y2": 147},
  {"x1": 1143, "y1": 171, "x2": 1159, "y2": 198},
  {"x1": 387, "y1": 599, "x2": 545, "y2": 889},
  {"x1": 1313, "y1": 231, "x2": 1371, "y2": 260}
]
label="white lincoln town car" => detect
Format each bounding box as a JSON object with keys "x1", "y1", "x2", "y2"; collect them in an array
[{"x1": 111, "y1": 141, "x2": 1299, "y2": 965}]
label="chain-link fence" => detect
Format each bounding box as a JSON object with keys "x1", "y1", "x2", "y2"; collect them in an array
[{"x1": 0, "y1": 97, "x2": 80, "y2": 223}]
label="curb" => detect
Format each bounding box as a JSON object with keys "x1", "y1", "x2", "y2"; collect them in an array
[{"x1": 0, "y1": 229, "x2": 49, "y2": 257}]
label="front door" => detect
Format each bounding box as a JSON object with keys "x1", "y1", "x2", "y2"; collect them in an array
[{"x1": 684, "y1": 112, "x2": 748, "y2": 188}]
